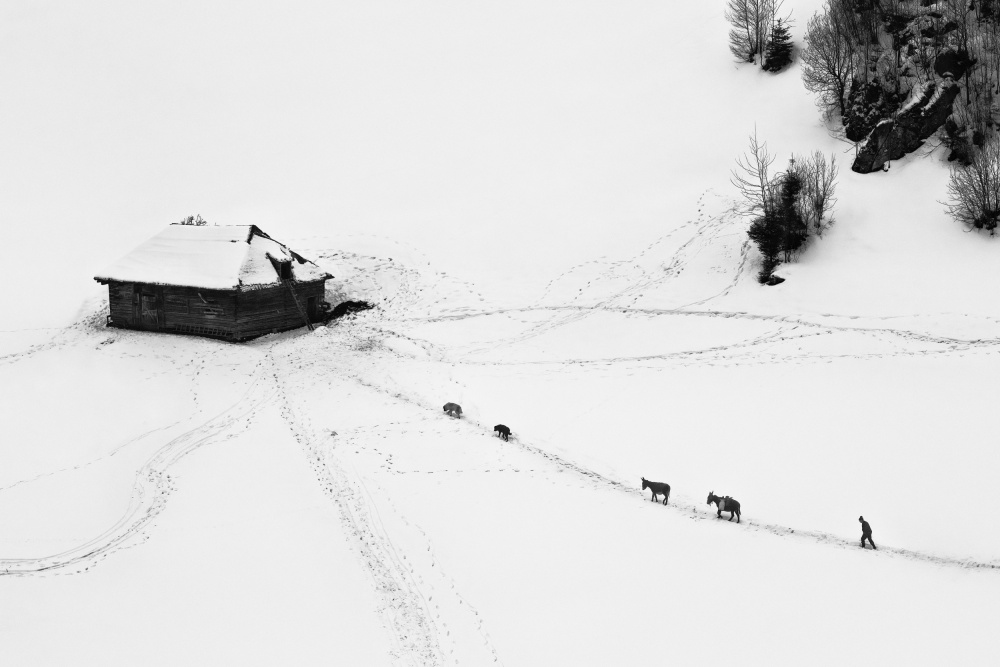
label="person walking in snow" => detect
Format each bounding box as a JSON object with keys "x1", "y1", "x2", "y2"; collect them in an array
[{"x1": 859, "y1": 516, "x2": 876, "y2": 550}]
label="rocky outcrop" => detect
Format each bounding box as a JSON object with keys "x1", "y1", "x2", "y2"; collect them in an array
[
  {"x1": 934, "y1": 49, "x2": 974, "y2": 80},
  {"x1": 851, "y1": 80, "x2": 961, "y2": 174},
  {"x1": 843, "y1": 79, "x2": 905, "y2": 143}
]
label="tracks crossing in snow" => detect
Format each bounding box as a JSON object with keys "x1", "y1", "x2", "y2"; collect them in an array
[{"x1": 2, "y1": 210, "x2": 1000, "y2": 667}]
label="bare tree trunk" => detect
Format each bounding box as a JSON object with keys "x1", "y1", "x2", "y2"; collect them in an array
[
  {"x1": 731, "y1": 129, "x2": 777, "y2": 217},
  {"x1": 793, "y1": 151, "x2": 839, "y2": 236},
  {"x1": 802, "y1": 9, "x2": 856, "y2": 121},
  {"x1": 726, "y1": 0, "x2": 757, "y2": 62},
  {"x1": 946, "y1": 137, "x2": 1000, "y2": 234}
]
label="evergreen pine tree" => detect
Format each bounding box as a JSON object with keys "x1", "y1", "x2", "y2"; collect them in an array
[
  {"x1": 762, "y1": 19, "x2": 793, "y2": 72},
  {"x1": 749, "y1": 164, "x2": 810, "y2": 283},
  {"x1": 748, "y1": 210, "x2": 784, "y2": 283},
  {"x1": 777, "y1": 166, "x2": 808, "y2": 259}
]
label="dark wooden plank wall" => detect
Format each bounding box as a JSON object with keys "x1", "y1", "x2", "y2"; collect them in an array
[
  {"x1": 105, "y1": 280, "x2": 327, "y2": 341},
  {"x1": 107, "y1": 281, "x2": 136, "y2": 326},
  {"x1": 161, "y1": 286, "x2": 239, "y2": 338},
  {"x1": 235, "y1": 280, "x2": 326, "y2": 340}
]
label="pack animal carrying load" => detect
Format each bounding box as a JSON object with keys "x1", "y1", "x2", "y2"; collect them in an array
[{"x1": 707, "y1": 491, "x2": 741, "y2": 523}]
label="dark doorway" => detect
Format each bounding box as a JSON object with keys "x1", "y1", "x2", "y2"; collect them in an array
[
  {"x1": 139, "y1": 290, "x2": 160, "y2": 329},
  {"x1": 307, "y1": 296, "x2": 318, "y2": 322}
]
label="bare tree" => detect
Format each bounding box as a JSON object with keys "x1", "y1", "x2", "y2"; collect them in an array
[
  {"x1": 942, "y1": 0, "x2": 976, "y2": 101},
  {"x1": 801, "y1": 11, "x2": 855, "y2": 119},
  {"x1": 731, "y1": 129, "x2": 777, "y2": 217},
  {"x1": 880, "y1": 0, "x2": 912, "y2": 95},
  {"x1": 952, "y1": 76, "x2": 993, "y2": 145},
  {"x1": 984, "y1": 9, "x2": 1000, "y2": 93},
  {"x1": 727, "y1": 0, "x2": 758, "y2": 62},
  {"x1": 752, "y1": 0, "x2": 781, "y2": 66},
  {"x1": 945, "y1": 0, "x2": 973, "y2": 55},
  {"x1": 793, "y1": 151, "x2": 839, "y2": 236},
  {"x1": 945, "y1": 137, "x2": 1000, "y2": 234},
  {"x1": 726, "y1": 0, "x2": 783, "y2": 66},
  {"x1": 828, "y1": 0, "x2": 878, "y2": 85},
  {"x1": 875, "y1": 39, "x2": 902, "y2": 97}
]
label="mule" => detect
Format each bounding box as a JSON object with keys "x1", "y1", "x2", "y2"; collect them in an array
[
  {"x1": 641, "y1": 477, "x2": 671, "y2": 505},
  {"x1": 494, "y1": 424, "x2": 510, "y2": 441},
  {"x1": 443, "y1": 402, "x2": 463, "y2": 418},
  {"x1": 707, "y1": 491, "x2": 741, "y2": 523}
]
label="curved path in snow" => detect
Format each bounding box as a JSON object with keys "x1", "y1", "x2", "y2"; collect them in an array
[
  {"x1": 3, "y1": 232, "x2": 997, "y2": 588},
  {"x1": 0, "y1": 361, "x2": 275, "y2": 577}
]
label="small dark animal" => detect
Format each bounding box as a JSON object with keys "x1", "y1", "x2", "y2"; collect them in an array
[
  {"x1": 494, "y1": 424, "x2": 510, "y2": 441},
  {"x1": 641, "y1": 477, "x2": 671, "y2": 505},
  {"x1": 443, "y1": 402, "x2": 463, "y2": 418},
  {"x1": 331, "y1": 300, "x2": 374, "y2": 319},
  {"x1": 707, "y1": 491, "x2": 741, "y2": 523}
]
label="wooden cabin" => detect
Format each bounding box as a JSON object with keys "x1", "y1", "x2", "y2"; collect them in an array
[{"x1": 94, "y1": 224, "x2": 332, "y2": 341}]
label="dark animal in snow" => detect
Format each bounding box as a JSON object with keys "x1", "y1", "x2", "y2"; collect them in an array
[
  {"x1": 641, "y1": 478, "x2": 671, "y2": 505},
  {"x1": 330, "y1": 300, "x2": 374, "y2": 319},
  {"x1": 707, "y1": 491, "x2": 741, "y2": 523},
  {"x1": 494, "y1": 424, "x2": 510, "y2": 441},
  {"x1": 443, "y1": 402, "x2": 463, "y2": 418}
]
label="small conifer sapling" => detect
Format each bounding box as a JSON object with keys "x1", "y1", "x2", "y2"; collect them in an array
[{"x1": 763, "y1": 19, "x2": 793, "y2": 72}]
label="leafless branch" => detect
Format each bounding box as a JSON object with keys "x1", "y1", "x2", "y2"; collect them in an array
[{"x1": 731, "y1": 129, "x2": 777, "y2": 217}]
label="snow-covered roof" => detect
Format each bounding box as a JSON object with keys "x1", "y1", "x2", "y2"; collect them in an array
[{"x1": 94, "y1": 225, "x2": 332, "y2": 290}]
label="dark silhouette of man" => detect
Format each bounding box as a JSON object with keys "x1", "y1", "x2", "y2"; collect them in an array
[{"x1": 859, "y1": 516, "x2": 876, "y2": 550}]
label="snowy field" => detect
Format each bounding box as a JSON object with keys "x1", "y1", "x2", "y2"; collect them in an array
[{"x1": 4, "y1": 0, "x2": 1000, "y2": 665}]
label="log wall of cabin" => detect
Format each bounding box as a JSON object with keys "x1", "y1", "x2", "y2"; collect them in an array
[
  {"x1": 105, "y1": 280, "x2": 327, "y2": 341},
  {"x1": 234, "y1": 280, "x2": 326, "y2": 340},
  {"x1": 107, "y1": 281, "x2": 136, "y2": 327},
  {"x1": 161, "y1": 286, "x2": 239, "y2": 338}
]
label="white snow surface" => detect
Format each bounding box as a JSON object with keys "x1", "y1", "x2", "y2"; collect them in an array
[
  {"x1": 4, "y1": 0, "x2": 1000, "y2": 665},
  {"x1": 93, "y1": 224, "x2": 330, "y2": 289}
]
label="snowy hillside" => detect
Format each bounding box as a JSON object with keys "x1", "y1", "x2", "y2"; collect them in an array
[{"x1": 3, "y1": 0, "x2": 1000, "y2": 665}]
